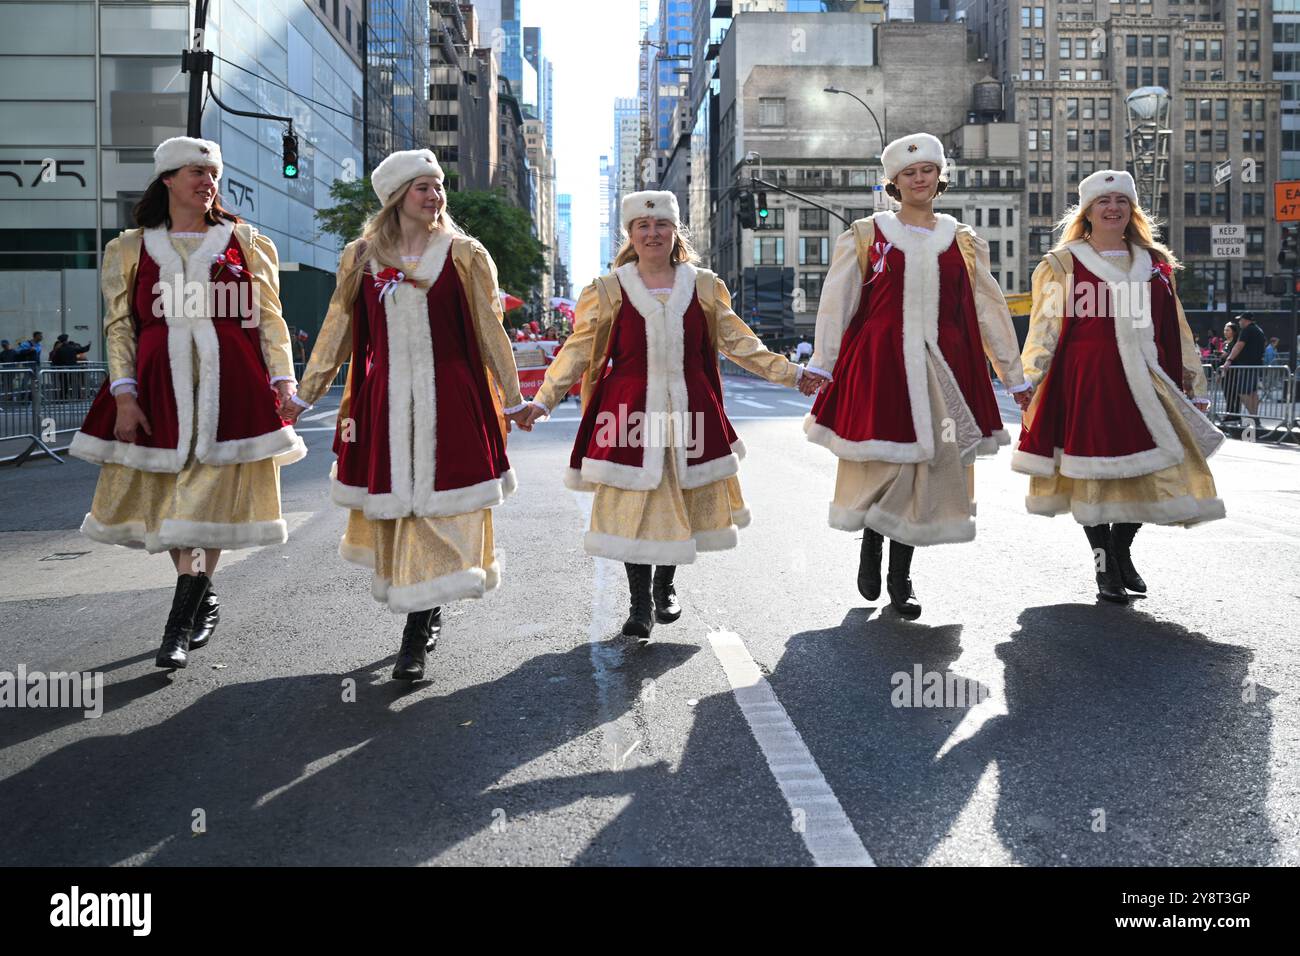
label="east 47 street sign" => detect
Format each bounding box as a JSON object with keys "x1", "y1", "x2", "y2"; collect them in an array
[{"x1": 1274, "y1": 180, "x2": 1300, "y2": 222}]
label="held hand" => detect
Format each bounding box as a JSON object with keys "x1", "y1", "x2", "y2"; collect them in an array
[
  {"x1": 274, "y1": 380, "x2": 296, "y2": 412},
  {"x1": 798, "y1": 370, "x2": 830, "y2": 396},
  {"x1": 280, "y1": 399, "x2": 304, "y2": 425},
  {"x1": 1012, "y1": 387, "x2": 1034, "y2": 412},
  {"x1": 519, "y1": 404, "x2": 548, "y2": 429},
  {"x1": 505, "y1": 407, "x2": 534, "y2": 432},
  {"x1": 113, "y1": 395, "x2": 152, "y2": 443}
]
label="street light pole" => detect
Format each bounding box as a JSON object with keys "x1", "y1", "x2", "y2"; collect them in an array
[
  {"x1": 183, "y1": 0, "x2": 213, "y2": 137},
  {"x1": 823, "y1": 86, "x2": 886, "y2": 157}
]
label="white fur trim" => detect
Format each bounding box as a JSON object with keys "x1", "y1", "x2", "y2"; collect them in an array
[
  {"x1": 828, "y1": 503, "x2": 868, "y2": 532},
  {"x1": 680, "y1": 450, "x2": 740, "y2": 489},
  {"x1": 1078, "y1": 169, "x2": 1138, "y2": 210},
  {"x1": 1059, "y1": 446, "x2": 1179, "y2": 480},
  {"x1": 1011, "y1": 449, "x2": 1058, "y2": 476},
  {"x1": 156, "y1": 517, "x2": 288, "y2": 551},
  {"x1": 881, "y1": 133, "x2": 946, "y2": 181},
  {"x1": 330, "y1": 460, "x2": 509, "y2": 518},
  {"x1": 372, "y1": 563, "x2": 498, "y2": 614},
  {"x1": 583, "y1": 531, "x2": 698, "y2": 565},
  {"x1": 693, "y1": 525, "x2": 739, "y2": 551},
  {"x1": 732, "y1": 506, "x2": 752, "y2": 529},
  {"x1": 202, "y1": 425, "x2": 307, "y2": 467},
  {"x1": 804, "y1": 414, "x2": 930, "y2": 463},
  {"x1": 69, "y1": 431, "x2": 183, "y2": 472},
  {"x1": 338, "y1": 537, "x2": 376, "y2": 568},
  {"x1": 80, "y1": 513, "x2": 156, "y2": 551},
  {"x1": 828, "y1": 502, "x2": 975, "y2": 545},
  {"x1": 1029, "y1": 493, "x2": 1226, "y2": 527},
  {"x1": 564, "y1": 467, "x2": 596, "y2": 492},
  {"x1": 414, "y1": 475, "x2": 511, "y2": 517}
]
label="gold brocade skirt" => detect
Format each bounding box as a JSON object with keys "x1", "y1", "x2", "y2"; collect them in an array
[
  {"x1": 339, "y1": 508, "x2": 499, "y2": 613},
  {"x1": 827, "y1": 357, "x2": 980, "y2": 547},
  {"x1": 1027, "y1": 374, "x2": 1225, "y2": 527},
  {"x1": 584, "y1": 447, "x2": 749, "y2": 565}
]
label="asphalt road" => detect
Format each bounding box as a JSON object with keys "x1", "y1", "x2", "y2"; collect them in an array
[{"x1": 0, "y1": 376, "x2": 1296, "y2": 866}]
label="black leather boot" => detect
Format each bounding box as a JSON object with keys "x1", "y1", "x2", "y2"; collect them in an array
[
  {"x1": 652, "y1": 565, "x2": 681, "y2": 623},
  {"x1": 1110, "y1": 523, "x2": 1147, "y2": 593},
  {"x1": 1083, "y1": 524, "x2": 1129, "y2": 604},
  {"x1": 885, "y1": 540, "x2": 922, "y2": 620},
  {"x1": 857, "y1": 528, "x2": 884, "y2": 601},
  {"x1": 426, "y1": 606, "x2": 442, "y2": 652},
  {"x1": 392, "y1": 610, "x2": 434, "y2": 681},
  {"x1": 622, "y1": 563, "x2": 655, "y2": 639},
  {"x1": 154, "y1": 574, "x2": 211, "y2": 669},
  {"x1": 188, "y1": 582, "x2": 219, "y2": 650}
]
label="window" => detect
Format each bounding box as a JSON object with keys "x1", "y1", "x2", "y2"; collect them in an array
[
  {"x1": 753, "y1": 236, "x2": 784, "y2": 265},
  {"x1": 1098, "y1": 98, "x2": 1110, "y2": 120},
  {"x1": 975, "y1": 208, "x2": 983, "y2": 227},
  {"x1": 1194, "y1": 39, "x2": 1205, "y2": 61},
  {"x1": 1006, "y1": 242, "x2": 1014, "y2": 260},
  {"x1": 1076, "y1": 38, "x2": 1088, "y2": 59},
  {"x1": 798, "y1": 237, "x2": 828, "y2": 265},
  {"x1": 332, "y1": 0, "x2": 339, "y2": 28},
  {"x1": 1126, "y1": 36, "x2": 1138, "y2": 57},
  {"x1": 844, "y1": 208, "x2": 870, "y2": 222},
  {"x1": 1041, "y1": 97, "x2": 1052, "y2": 119},
  {"x1": 1041, "y1": 129, "x2": 1051, "y2": 151},
  {"x1": 1083, "y1": 98, "x2": 1094, "y2": 120},
  {"x1": 989, "y1": 208, "x2": 1001, "y2": 227},
  {"x1": 799, "y1": 208, "x2": 828, "y2": 231},
  {"x1": 1214, "y1": 129, "x2": 1227, "y2": 152},
  {"x1": 1098, "y1": 129, "x2": 1111, "y2": 152},
  {"x1": 1141, "y1": 36, "x2": 1153, "y2": 57},
  {"x1": 1185, "y1": 191, "x2": 1197, "y2": 216},
  {"x1": 1061, "y1": 38, "x2": 1071, "y2": 59},
  {"x1": 1157, "y1": 35, "x2": 1170, "y2": 57},
  {"x1": 759, "y1": 98, "x2": 785, "y2": 127},
  {"x1": 1033, "y1": 6, "x2": 1044, "y2": 28},
  {"x1": 346, "y1": 7, "x2": 351, "y2": 42},
  {"x1": 1042, "y1": 193, "x2": 1052, "y2": 217},
  {"x1": 1126, "y1": 66, "x2": 1138, "y2": 88},
  {"x1": 989, "y1": 240, "x2": 1001, "y2": 264},
  {"x1": 1198, "y1": 192, "x2": 1211, "y2": 216},
  {"x1": 1007, "y1": 209, "x2": 1014, "y2": 227},
  {"x1": 1248, "y1": 227, "x2": 1264, "y2": 254},
  {"x1": 798, "y1": 272, "x2": 825, "y2": 301},
  {"x1": 755, "y1": 207, "x2": 784, "y2": 230},
  {"x1": 1067, "y1": 129, "x2": 1078, "y2": 151},
  {"x1": 1184, "y1": 160, "x2": 1197, "y2": 183},
  {"x1": 1215, "y1": 98, "x2": 1228, "y2": 121},
  {"x1": 1027, "y1": 129, "x2": 1038, "y2": 151},
  {"x1": 1067, "y1": 97, "x2": 1078, "y2": 119},
  {"x1": 1142, "y1": 66, "x2": 1154, "y2": 86}
]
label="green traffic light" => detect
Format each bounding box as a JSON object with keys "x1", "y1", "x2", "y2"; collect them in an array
[
  {"x1": 758, "y1": 208, "x2": 768, "y2": 218},
  {"x1": 284, "y1": 164, "x2": 298, "y2": 178}
]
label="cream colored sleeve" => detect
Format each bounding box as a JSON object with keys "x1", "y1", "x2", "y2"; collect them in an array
[
  {"x1": 250, "y1": 232, "x2": 295, "y2": 382},
  {"x1": 1172, "y1": 277, "x2": 1208, "y2": 398},
  {"x1": 809, "y1": 227, "x2": 863, "y2": 375},
  {"x1": 534, "y1": 281, "x2": 599, "y2": 412},
  {"x1": 1021, "y1": 258, "x2": 1066, "y2": 389},
  {"x1": 295, "y1": 244, "x2": 358, "y2": 408},
  {"x1": 102, "y1": 239, "x2": 136, "y2": 388},
  {"x1": 466, "y1": 242, "x2": 525, "y2": 411},
  {"x1": 966, "y1": 231, "x2": 1028, "y2": 392},
  {"x1": 714, "y1": 277, "x2": 799, "y2": 387}
]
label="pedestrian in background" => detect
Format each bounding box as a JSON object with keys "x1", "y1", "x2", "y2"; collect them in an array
[
  {"x1": 70, "y1": 136, "x2": 305, "y2": 670},
  {"x1": 1222, "y1": 313, "x2": 1265, "y2": 431},
  {"x1": 804, "y1": 133, "x2": 1029, "y2": 620},
  {"x1": 283, "y1": 149, "x2": 530, "y2": 681},
  {"x1": 520, "y1": 190, "x2": 817, "y2": 639},
  {"x1": 1013, "y1": 170, "x2": 1224, "y2": 604}
]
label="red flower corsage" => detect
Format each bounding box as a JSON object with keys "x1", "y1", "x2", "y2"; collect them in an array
[
  {"x1": 1152, "y1": 260, "x2": 1173, "y2": 292},
  {"x1": 212, "y1": 247, "x2": 244, "y2": 278},
  {"x1": 374, "y1": 266, "x2": 415, "y2": 299}
]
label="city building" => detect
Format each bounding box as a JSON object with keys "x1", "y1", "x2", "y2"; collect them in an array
[{"x1": 363, "y1": 0, "x2": 430, "y2": 170}]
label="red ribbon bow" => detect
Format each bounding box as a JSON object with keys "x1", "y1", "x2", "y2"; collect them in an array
[
  {"x1": 374, "y1": 267, "x2": 414, "y2": 299},
  {"x1": 1152, "y1": 260, "x2": 1173, "y2": 292},
  {"x1": 865, "y1": 241, "x2": 894, "y2": 286}
]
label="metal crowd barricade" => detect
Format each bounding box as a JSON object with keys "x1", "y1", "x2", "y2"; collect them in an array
[
  {"x1": 1204, "y1": 363, "x2": 1299, "y2": 442},
  {"x1": 0, "y1": 363, "x2": 107, "y2": 466},
  {"x1": 292, "y1": 360, "x2": 350, "y2": 393}
]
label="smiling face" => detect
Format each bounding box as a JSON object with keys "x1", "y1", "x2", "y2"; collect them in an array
[
  {"x1": 894, "y1": 162, "x2": 941, "y2": 205},
  {"x1": 400, "y1": 175, "x2": 446, "y2": 225},
  {"x1": 162, "y1": 164, "x2": 218, "y2": 218},
  {"x1": 628, "y1": 217, "x2": 676, "y2": 264},
  {"x1": 1088, "y1": 192, "x2": 1132, "y2": 238}
]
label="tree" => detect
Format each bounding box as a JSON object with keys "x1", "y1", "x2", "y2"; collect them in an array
[
  {"x1": 447, "y1": 189, "x2": 547, "y2": 303},
  {"x1": 315, "y1": 181, "x2": 547, "y2": 315}
]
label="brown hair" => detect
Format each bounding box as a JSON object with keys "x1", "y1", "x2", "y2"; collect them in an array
[
  {"x1": 884, "y1": 178, "x2": 949, "y2": 201},
  {"x1": 1052, "y1": 195, "x2": 1182, "y2": 270},
  {"x1": 132, "y1": 169, "x2": 241, "y2": 229},
  {"x1": 612, "y1": 221, "x2": 699, "y2": 267}
]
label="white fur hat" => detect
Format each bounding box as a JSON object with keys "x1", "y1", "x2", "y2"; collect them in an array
[
  {"x1": 881, "y1": 133, "x2": 946, "y2": 181},
  {"x1": 1079, "y1": 169, "x2": 1138, "y2": 210},
  {"x1": 372, "y1": 148, "x2": 445, "y2": 206},
  {"x1": 154, "y1": 136, "x2": 222, "y2": 180},
  {"x1": 621, "y1": 190, "x2": 680, "y2": 230}
]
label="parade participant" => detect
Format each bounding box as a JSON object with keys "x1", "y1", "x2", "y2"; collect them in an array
[
  {"x1": 70, "y1": 136, "x2": 305, "y2": 669},
  {"x1": 804, "y1": 133, "x2": 1029, "y2": 620},
  {"x1": 518, "y1": 190, "x2": 821, "y2": 639},
  {"x1": 282, "y1": 149, "x2": 530, "y2": 681},
  {"x1": 1013, "y1": 169, "x2": 1225, "y2": 604}
]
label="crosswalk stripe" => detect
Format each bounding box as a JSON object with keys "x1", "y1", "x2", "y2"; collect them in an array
[{"x1": 735, "y1": 398, "x2": 775, "y2": 409}]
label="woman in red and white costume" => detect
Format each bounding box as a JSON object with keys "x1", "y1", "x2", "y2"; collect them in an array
[
  {"x1": 805, "y1": 133, "x2": 1029, "y2": 619},
  {"x1": 1013, "y1": 169, "x2": 1224, "y2": 603},
  {"x1": 71, "y1": 136, "x2": 306, "y2": 669},
  {"x1": 282, "y1": 149, "x2": 530, "y2": 680},
  {"x1": 519, "y1": 190, "x2": 814, "y2": 639}
]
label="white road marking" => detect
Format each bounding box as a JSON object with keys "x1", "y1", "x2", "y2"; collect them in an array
[
  {"x1": 302, "y1": 408, "x2": 338, "y2": 422},
  {"x1": 707, "y1": 630, "x2": 875, "y2": 867},
  {"x1": 782, "y1": 400, "x2": 811, "y2": 408},
  {"x1": 735, "y1": 398, "x2": 775, "y2": 410}
]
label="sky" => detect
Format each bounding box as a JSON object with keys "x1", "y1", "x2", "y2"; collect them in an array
[{"x1": 522, "y1": 0, "x2": 644, "y2": 288}]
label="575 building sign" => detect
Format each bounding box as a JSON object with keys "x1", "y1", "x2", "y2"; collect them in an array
[{"x1": 0, "y1": 149, "x2": 94, "y2": 198}]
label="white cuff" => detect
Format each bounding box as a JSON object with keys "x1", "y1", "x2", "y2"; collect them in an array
[
  {"x1": 804, "y1": 365, "x2": 833, "y2": 381},
  {"x1": 1006, "y1": 380, "x2": 1032, "y2": 394},
  {"x1": 289, "y1": 394, "x2": 313, "y2": 410},
  {"x1": 270, "y1": 375, "x2": 297, "y2": 385},
  {"x1": 110, "y1": 377, "x2": 138, "y2": 396},
  {"x1": 502, "y1": 401, "x2": 529, "y2": 415},
  {"x1": 527, "y1": 399, "x2": 550, "y2": 417}
]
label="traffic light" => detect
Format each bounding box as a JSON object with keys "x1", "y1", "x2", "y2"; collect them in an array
[
  {"x1": 1278, "y1": 225, "x2": 1298, "y2": 269},
  {"x1": 1265, "y1": 274, "x2": 1300, "y2": 296},
  {"x1": 282, "y1": 132, "x2": 299, "y2": 179},
  {"x1": 757, "y1": 191, "x2": 769, "y2": 222},
  {"x1": 738, "y1": 191, "x2": 756, "y2": 229}
]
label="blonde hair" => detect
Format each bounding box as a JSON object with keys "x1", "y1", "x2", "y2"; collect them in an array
[
  {"x1": 613, "y1": 220, "x2": 699, "y2": 267},
  {"x1": 337, "y1": 177, "x2": 464, "y2": 306},
  {"x1": 1051, "y1": 193, "x2": 1182, "y2": 270}
]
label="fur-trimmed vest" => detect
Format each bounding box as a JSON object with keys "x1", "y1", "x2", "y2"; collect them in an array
[
  {"x1": 564, "y1": 261, "x2": 745, "y2": 492},
  {"x1": 1012, "y1": 240, "x2": 1223, "y2": 479},
  {"x1": 71, "y1": 222, "x2": 305, "y2": 472}
]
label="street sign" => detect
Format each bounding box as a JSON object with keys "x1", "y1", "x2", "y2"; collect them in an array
[
  {"x1": 1213, "y1": 160, "x2": 1233, "y2": 187},
  {"x1": 1274, "y1": 180, "x2": 1300, "y2": 222},
  {"x1": 1211, "y1": 224, "x2": 1246, "y2": 259}
]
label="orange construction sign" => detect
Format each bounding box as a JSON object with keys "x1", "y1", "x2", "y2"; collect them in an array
[{"x1": 1274, "y1": 181, "x2": 1300, "y2": 221}]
